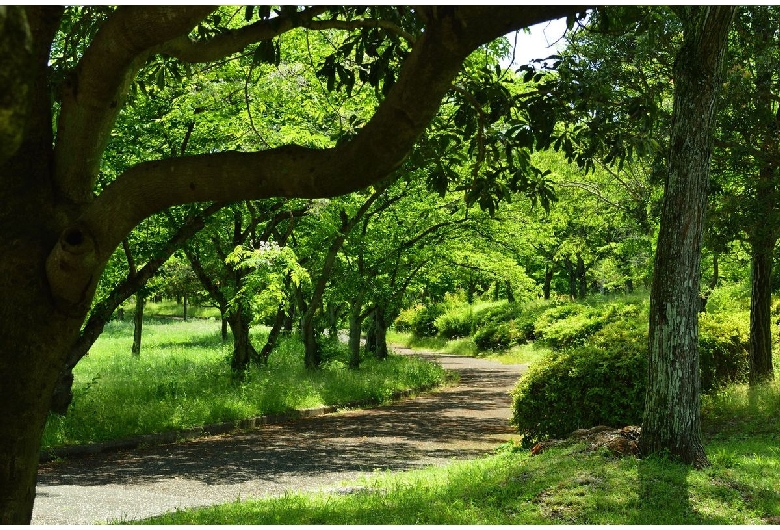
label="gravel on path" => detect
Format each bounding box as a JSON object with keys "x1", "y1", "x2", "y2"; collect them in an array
[{"x1": 32, "y1": 350, "x2": 526, "y2": 525}]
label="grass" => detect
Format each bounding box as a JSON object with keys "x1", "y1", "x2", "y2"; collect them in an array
[
  {"x1": 42, "y1": 317, "x2": 448, "y2": 450},
  {"x1": 136, "y1": 434, "x2": 779, "y2": 525},
  {"x1": 387, "y1": 330, "x2": 551, "y2": 366}
]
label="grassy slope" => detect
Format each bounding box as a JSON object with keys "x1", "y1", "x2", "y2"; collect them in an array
[{"x1": 42, "y1": 316, "x2": 448, "y2": 450}]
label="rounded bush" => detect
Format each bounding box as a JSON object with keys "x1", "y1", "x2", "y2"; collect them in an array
[
  {"x1": 511, "y1": 338, "x2": 646, "y2": 447},
  {"x1": 409, "y1": 303, "x2": 445, "y2": 337},
  {"x1": 699, "y1": 312, "x2": 749, "y2": 391}
]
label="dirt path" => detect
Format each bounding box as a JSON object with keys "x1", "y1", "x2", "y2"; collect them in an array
[{"x1": 32, "y1": 350, "x2": 526, "y2": 524}]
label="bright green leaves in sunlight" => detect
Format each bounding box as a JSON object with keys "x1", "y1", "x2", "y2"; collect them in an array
[{"x1": 226, "y1": 242, "x2": 309, "y2": 325}]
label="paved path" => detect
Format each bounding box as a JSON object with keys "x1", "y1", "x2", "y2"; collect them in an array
[{"x1": 32, "y1": 350, "x2": 526, "y2": 524}]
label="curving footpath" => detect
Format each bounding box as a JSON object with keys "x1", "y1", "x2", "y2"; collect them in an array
[{"x1": 32, "y1": 349, "x2": 527, "y2": 524}]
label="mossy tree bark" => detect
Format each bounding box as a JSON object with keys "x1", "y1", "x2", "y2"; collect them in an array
[{"x1": 640, "y1": 6, "x2": 735, "y2": 467}]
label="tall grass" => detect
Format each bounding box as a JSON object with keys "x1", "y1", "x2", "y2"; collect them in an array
[{"x1": 42, "y1": 318, "x2": 447, "y2": 450}]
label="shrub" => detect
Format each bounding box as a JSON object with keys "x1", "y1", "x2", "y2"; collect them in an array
[
  {"x1": 510, "y1": 298, "x2": 750, "y2": 445},
  {"x1": 393, "y1": 305, "x2": 419, "y2": 333},
  {"x1": 470, "y1": 302, "x2": 547, "y2": 350},
  {"x1": 409, "y1": 303, "x2": 446, "y2": 337},
  {"x1": 474, "y1": 321, "x2": 518, "y2": 350},
  {"x1": 511, "y1": 341, "x2": 646, "y2": 447},
  {"x1": 699, "y1": 311, "x2": 749, "y2": 391},
  {"x1": 533, "y1": 301, "x2": 642, "y2": 349},
  {"x1": 435, "y1": 305, "x2": 482, "y2": 339}
]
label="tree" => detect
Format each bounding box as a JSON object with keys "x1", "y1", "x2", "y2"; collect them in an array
[
  {"x1": 185, "y1": 201, "x2": 303, "y2": 372},
  {"x1": 639, "y1": 6, "x2": 735, "y2": 467},
  {"x1": 2, "y1": 7, "x2": 584, "y2": 520},
  {"x1": 712, "y1": 6, "x2": 780, "y2": 384}
]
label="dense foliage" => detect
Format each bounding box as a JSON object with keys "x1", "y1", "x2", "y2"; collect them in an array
[{"x1": 398, "y1": 287, "x2": 755, "y2": 447}]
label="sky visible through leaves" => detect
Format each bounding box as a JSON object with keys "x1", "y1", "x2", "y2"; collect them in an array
[{"x1": 504, "y1": 17, "x2": 568, "y2": 68}]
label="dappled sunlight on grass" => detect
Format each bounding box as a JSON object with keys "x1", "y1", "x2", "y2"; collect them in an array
[
  {"x1": 139, "y1": 436, "x2": 776, "y2": 525},
  {"x1": 42, "y1": 320, "x2": 446, "y2": 450}
]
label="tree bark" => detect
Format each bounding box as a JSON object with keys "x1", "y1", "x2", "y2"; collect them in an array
[
  {"x1": 749, "y1": 241, "x2": 775, "y2": 384},
  {"x1": 374, "y1": 305, "x2": 389, "y2": 361},
  {"x1": 543, "y1": 263, "x2": 553, "y2": 300},
  {"x1": 228, "y1": 301, "x2": 258, "y2": 373},
  {"x1": 258, "y1": 304, "x2": 287, "y2": 364},
  {"x1": 576, "y1": 253, "x2": 587, "y2": 299},
  {"x1": 348, "y1": 300, "x2": 364, "y2": 369},
  {"x1": 640, "y1": 6, "x2": 734, "y2": 468},
  {"x1": 131, "y1": 293, "x2": 144, "y2": 356}
]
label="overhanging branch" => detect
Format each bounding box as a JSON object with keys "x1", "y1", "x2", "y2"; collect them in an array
[
  {"x1": 54, "y1": 6, "x2": 215, "y2": 204},
  {"x1": 47, "y1": 5, "x2": 586, "y2": 313}
]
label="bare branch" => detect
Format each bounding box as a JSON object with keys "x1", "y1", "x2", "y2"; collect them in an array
[
  {"x1": 304, "y1": 18, "x2": 416, "y2": 46},
  {"x1": 160, "y1": 6, "x2": 329, "y2": 63}
]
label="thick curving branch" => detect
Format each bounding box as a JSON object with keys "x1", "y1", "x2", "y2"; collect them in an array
[
  {"x1": 47, "y1": 5, "x2": 585, "y2": 313},
  {"x1": 54, "y1": 6, "x2": 215, "y2": 205},
  {"x1": 160, "y1": 6, "x2": 330, "y2": 63}
]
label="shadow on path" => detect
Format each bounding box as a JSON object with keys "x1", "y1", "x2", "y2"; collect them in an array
[{"x1": 33, "y1": 350, "x2": 526, "y2": 524}]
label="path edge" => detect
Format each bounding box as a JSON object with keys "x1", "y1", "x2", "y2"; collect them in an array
[{"x1": 39, "y1": 382, "x2": 441, "y2": 464}]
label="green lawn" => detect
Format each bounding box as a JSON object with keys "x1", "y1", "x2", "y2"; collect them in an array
[
  {"x1": 42, "y1": 317, "x2": 449, "y2": 450},
  {"x1": 137, "y1": 428, "x2": 779, "y2": 525}
]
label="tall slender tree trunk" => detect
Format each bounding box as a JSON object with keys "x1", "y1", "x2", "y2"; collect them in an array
[
  {"x1": 543, "y1": 263, "x2": 553, "y2": 300},
  {"x1": 576, "y1": 253, "x2": 586, "y2": 299},
  {"x1": 565, "y1": 259, "x2": 577, "y2": 300},
  {"x1": 640, "y1": 6, "x2": 734, "y2": 467},
  {"x1": 505, "y1": 280, "x2": 515, "y2": 303},
  {"x1": 374, "y1": 305, "x2": 389, "y2": 360},
  {"x1": 259, "y1": 304, "x2": 287, "y2": 364},
  {"x1": 749, "y1": 240, "x2": 775, "y2": 384},
  {"x1": 301, "y1": 309, "x2": 321, "y2": 369},
  {"x1": 183, "y1": 292, "x2": 188, "y2": 321},
  {"x1": 131, "y1": 293, "x2": 144, "y2": 356},
  {"x1": 348, "y1": 301, "x2": 363, "y2": 369}
]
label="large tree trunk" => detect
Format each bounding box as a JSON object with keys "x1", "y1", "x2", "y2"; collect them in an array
[
  {"x1": 0, "y1": 9, "x2": 79, "y2": 522},
  {"x1": 749, "y1": 240, "x2": 775, "y2": 384},
  {"x1": 640, "y1": 6, "x2": 734, "y2": 468}
]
